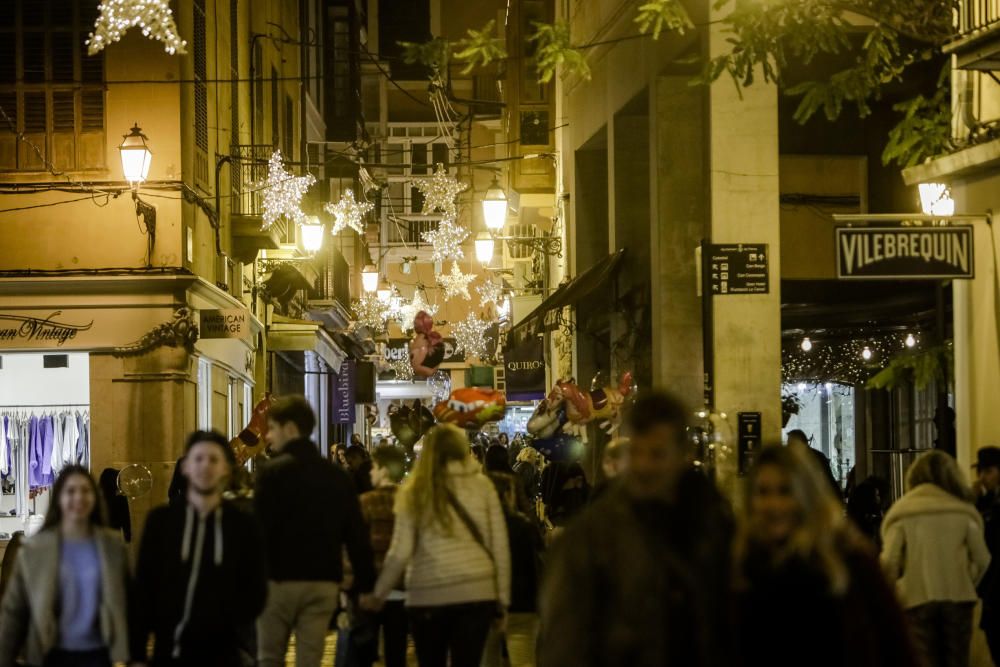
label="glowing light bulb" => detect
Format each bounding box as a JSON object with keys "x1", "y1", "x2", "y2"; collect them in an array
[
  {"x1": 905, "y1": 333, "x2": 916, "y2": 348},
  {"x1": 801, "y1": 337, "x2": 813, "y2": 352},
  {"x1": 861, "y1": 346, "x2": 873, "y2": 361}
]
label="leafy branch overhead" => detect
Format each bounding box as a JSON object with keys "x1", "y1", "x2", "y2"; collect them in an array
[
  {"x1": 453, "y1": 20, "x2": 507, "y2": 75},
  {"x1": 530, "y1": 21, "x2": 590, "y2": 84},
  {"x1": 635, "y1": 0, "x2": 694, "y2": 39},
  {"x1": 866, "y1": 344, "x2": 953, "y2": 392}
]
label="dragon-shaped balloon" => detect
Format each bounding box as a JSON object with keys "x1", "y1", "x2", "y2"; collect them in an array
[{"x1": 433, "y1": 387, "x2": 506, "y2": 429}]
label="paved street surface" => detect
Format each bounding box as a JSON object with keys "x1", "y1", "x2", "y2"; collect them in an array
[{"x1": 284, "y1": 615, "x2": 537, "y2": 666}]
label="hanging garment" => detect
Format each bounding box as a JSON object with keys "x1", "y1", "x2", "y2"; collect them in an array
[
  {"x1": 0, "y1": 414, "x2": 8, "y2": 477},
  {"x1": 51, "y1": 412, "x2": 64, "y2": 477},
  {"x1": 60, "y1": 412, "x2": 79, "y2": 468}
]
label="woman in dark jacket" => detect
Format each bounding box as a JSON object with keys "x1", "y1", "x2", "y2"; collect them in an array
[{"x1": 737, "y1": 445, "x2": 918, "y2": 667}]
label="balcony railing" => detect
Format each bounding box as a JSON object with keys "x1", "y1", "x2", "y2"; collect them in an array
[
  {"x1": 230, "y1": 144, "x2": 290, "y2": 241},
  {"x1": 960, "y1": 0, "x2": 1000, "y2": 35}
]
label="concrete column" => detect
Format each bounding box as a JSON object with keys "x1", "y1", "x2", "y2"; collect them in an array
[
  {"x1": 651, "y1": 76, "x2": 707, "y2": 405},
  {"x1": 707, "y1": 22, "x2": 783, "y2": 456}
]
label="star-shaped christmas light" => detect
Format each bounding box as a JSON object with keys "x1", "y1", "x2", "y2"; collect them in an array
[
  {"x1": 477, "y1": 280, "x2": 503, "y2": 308},
  {"x1": 251, "y1": 150, "x2": 315, "y2": 230},
  {"x1": 389, "y1": 357, "x2": 414, "y2": 381},
  {"x1": 87, "y1": 0, "x2": 188, "y2": 55},
  {"x1": 412, "y1": 163, "x2": 467, "y2": 218},
  {"x1": 324, "y1": 189, "x2": 374, "y2": 236},
  {"x1": 451, "y1": 312, "x2": 492, "y2": 360},
  {"x1": 397, "y1": 289, "x2": 438, "y2": 330},
  {"x1": 422, "y1": 218, "x2": 469, "y2": 262},
  {"x1": 438, "y1": 262, "x2": 475, "y2": 300},
  {"x1": 352, "y1": 294, "x2": 389, "y2": 335}
]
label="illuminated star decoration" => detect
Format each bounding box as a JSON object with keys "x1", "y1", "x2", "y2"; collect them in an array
[
  {"x1": 324, "y1": 189, "x2": 374, "y2": 236},
  {"x1": 438, "y1": 261, "x2": 476, "y2": 300},
  {"x1": 352, "y1": 294, "x2": 389, "y2": 335},
  {"x1": 412, "y1": 163, "x2": 467, "y2": 218},
  {"x1": 451, "y1": 312, "x2": 492, "y2": 360},
  {"x1": 252, "y1": 150, "x2": 315, "y2": 230},
  {"x1": 477, "y1": 280, "x2": 503, "y2": 309},
  {"x1": 422, "y1": 218, "x2": 469, "y2": 262},
  {"x1": 389, "y1": 357, "x2": 414, "y2": 381},
  {"x1": 397, "y1": 288, "x2": 439, "y2": 330},
  {"x1": 87, "y1": 0, "x2": 188, "y2": 55}
]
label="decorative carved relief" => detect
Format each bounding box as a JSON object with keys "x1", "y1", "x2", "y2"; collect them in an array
[{"x1": 113, "y1": 308, "x2": 199, "y2": 357}]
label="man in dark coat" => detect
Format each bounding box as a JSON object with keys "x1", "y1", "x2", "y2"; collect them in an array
[
  {"x1": 131, "y1": 430, "x2": 267, "y2": 666},
  {"x1": 255, "y1": 395, "x2": 375, "y2": 667},
  {"x1": 975, "y1": 445, "x2": 1000, "y2": 661},
  {"x1": 538, "y1": 391, "x2": 735, "y2": 667}
]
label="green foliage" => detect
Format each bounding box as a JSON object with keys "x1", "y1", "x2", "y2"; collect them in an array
[
  {"x1": 453, "y1": 20, "x2": 508, "y2": 74},
  {"x1": 866, "y1": 344, "x2": 953, "y2": 392},
  {"x1": 398, "y1": 37, "x2": 450, "y2": 74},
  {"x1": 882, "y1": 65, "x2": 953, "y2": 168},
  {"x1": 529, "y1": 21, "x2": 591, "y2": 84},
  {"x1": 635, "y1": 0, "x2": 694, "y2": 40}
]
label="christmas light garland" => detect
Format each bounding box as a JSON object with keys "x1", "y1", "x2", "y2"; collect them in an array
[
  {"x1": 252, "y1": 150, "x2": 315, "y2": 230},
  {"x1": 451, "y1": 312, "x2": 492, "y2": 360},
  {"x1": 477, "y1": 280, "x2": 503, "y2": 309},
  {"x1": 324, "y1": 188, "x2": 374, "y2": 236},
  {"x1": 87, "y1": 0, "x2": 187, "y2": 55},
  {"x1": 396, "y1": 288, "x2": 438, "y2": 330},
  {"x1": 437, "y1": 261, "x2": 475, "y2": 300},
  {"x1": 352, "y1": 293, "x2": 390, "y2": 335},
  {"x1": 782, "y1": 332, "x2": 912, "y2": 385}
]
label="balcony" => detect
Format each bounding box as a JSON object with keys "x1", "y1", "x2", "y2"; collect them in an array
[
  {"x1": 228, "y1": 144, "x2": 290, "y2": 263},
  {"x1": 945, "y1": 0, "x2": 1000, "y2": 70}
]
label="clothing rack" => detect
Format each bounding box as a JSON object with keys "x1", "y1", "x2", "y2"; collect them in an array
[{"x1": 0, "y1": 403, "x2": 90, "y2": 408}]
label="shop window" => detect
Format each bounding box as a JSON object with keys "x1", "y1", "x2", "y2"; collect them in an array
[
  {"x1": 0, "y1": 0, "x2": 105, "y2": 172},
  {"x1": 782, "y1": 382, "x2": 856, "y2": 490},
  {"x1": 197, "y1": 358, "x2": 213, "y2": 430}
]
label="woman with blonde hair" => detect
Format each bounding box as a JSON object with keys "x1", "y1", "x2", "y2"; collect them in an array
[
  {"x1": 363, "y1": 424, "x2": 510, "y2": 667},
  {"x1": 737, "y1": 445, "x2": 917, "y2": 667},
  {"x1": 882, "y1": 449, "x2": 991, "y2": 667}
]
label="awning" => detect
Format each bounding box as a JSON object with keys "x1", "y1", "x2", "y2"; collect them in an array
[
  {"x1": 268, "y1": 314, "x2": 347, "y2": 370},
  {"x1": 510, "y1": 249, "x2": 625, "y2": 342}
]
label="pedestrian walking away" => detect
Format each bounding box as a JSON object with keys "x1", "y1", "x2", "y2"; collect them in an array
[
  {"x1": 255, "y1": 395, "x2": 376, "y2": 667},
  {"x1": 130, "y1": 430, "x2": 267, "y2": 667},
  {"x1": 737, "y1": 445, "x2": 918, "y2": 667},
  {"x1": 362, "y1": 423, "x2": 510, "y2": 667},
  {"x1": 0, "y1": 466, "x2": 130, "y2": 667},
  {"x1": 882, "y1": 450, "x2": 991, "y2": 667},
  {"x1": 538, "y1": 391, "x2": 735, "y2": 667}
]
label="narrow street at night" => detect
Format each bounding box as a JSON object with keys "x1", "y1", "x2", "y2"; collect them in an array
[{"x1": 3, "y1": 1, "x2": 1000, "y2": 666}]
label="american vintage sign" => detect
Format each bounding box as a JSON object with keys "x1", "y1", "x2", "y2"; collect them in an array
[
  {"x1": 836, "y1": 226, "x2": 974, "y2": 280},
  {"x1": 0, "y1": 311, "x2": 94, "y2": 346}
]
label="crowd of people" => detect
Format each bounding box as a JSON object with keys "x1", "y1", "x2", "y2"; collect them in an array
[{"x1": 1, "y1": 390, "x2": 1000, "y2": 667}]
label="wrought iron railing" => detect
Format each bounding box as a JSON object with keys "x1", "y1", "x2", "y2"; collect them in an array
[
  {"x1": 230, "y1": 144, "x2": 290, "y2": 241},
  {"x1": 959, "y1": 0, "x2": 1000, "y2": 35}
]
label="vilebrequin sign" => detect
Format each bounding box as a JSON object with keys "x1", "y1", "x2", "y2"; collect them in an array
[{"x1": 836, "y1": 226, "x2": 974, "y2": 280}]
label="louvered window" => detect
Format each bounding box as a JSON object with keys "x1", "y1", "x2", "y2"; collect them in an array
[
  {"x1": 194, "y1": 0, "x2": 208, "y2": 152},
  {"x1": 0, "y1": 0, "x2": 105, "y2": 172}
]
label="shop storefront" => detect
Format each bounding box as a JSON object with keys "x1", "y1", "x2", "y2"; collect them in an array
[{"x1": 0, "y1": 274, "x2": 259, "y2": 543}]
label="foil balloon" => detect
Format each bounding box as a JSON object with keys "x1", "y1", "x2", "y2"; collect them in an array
[
  {"x1": 547, "y1": 371, "x2": 634, "y2": 435},
  {"x1": 390, "y1": 399, "x2": 435, "y2": 453},
  {"x1": 433, "y1": 387, "x2": 506, "y2": 428},
  {"x1": 531, "y1": 432, "x2": 583, "y2": 463},
  {"x1": 427, "y1": 370, "x2": 452, "y2": 405},
  {"x1": 526, "y1": 397, "x2": 567, "y2": 440},
  {"x1": 410, "y1": 310, "x2": 444, "y2": 378},
  {"x1": 117, "y1": 464, "x2": 153, "y2": 500}
]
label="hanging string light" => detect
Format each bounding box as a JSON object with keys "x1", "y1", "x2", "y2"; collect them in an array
[
  {"x1": 389, "y1": 357, "x2": 414, "y2": 381},
  {"x1": 783, "y1": 332, "x2": 909, "y2": 384},
  {"x1": 251, "y1": 150, "x2": 315, "y2": 230},
  {"x1": 352, "y1": 293, "x2": 389, "y2": 335},
  {"x1": 451, "y1": 312, "x2": 492, "y2": 360},
  {"x1": 437, "y1": 261, "x2": 476, "y2": 300},
  {"x1": 87, "y1": 0, "x2": 187, "y2": 55},
  {"x1": 411, "y1": 163, "x2": 467, "y2": 218},
  {"x1": 324, "y1": 189, "x2": 374, "y2": 236},
  {"x1": 423, "y1": 218, "x2": 469, "y2": 262}
]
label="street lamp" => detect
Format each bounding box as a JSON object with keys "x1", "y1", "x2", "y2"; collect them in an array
[
  {"x1": 377, "y1": 280, "x2": 392, "y2": 304},
  {"x1": 482, "y1": 177, "x2": 507, "y2": 231},
  {"x1": 361, "y1": 264, "x2": 379, "y2": 292},
  {"x1": 118, "y1": 124, "x2": 152, "y2": 185},
  {"x1": 475, "y1": 232, "x2": 495, "y2": 264},
  {"x1": 299, "y1": 216, "x2": 324, "y2": 254},
  {"x1": 918, "y1": 182, "x2": 954, "y2": 217}
]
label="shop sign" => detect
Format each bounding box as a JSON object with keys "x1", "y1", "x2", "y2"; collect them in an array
[
  {"x1": 332, "y1": 359, "x2": 355, "y2": 424},
  {"x1": 0, "y1": 311, "x2": 94, "y2": 347},
  {"x1": 707, "y1": 244, "x2": 769, "y2": 294},
  {"x1": 200, "y1": 309, "x2": 250, "y2": 339},
  {"x1": 382, "y1": 338, "x2": 466, "y2": 365},
  {"x1": 503, "y1": 335, "x2": 546, "y2": 401},
  {"x1": 836, "y1": 226, "x2": 974, "y2": 279},
  {"x1": 738, "y1": 412, "x2": 762, "y2": 474}
]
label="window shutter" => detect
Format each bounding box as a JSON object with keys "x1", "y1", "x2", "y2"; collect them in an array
[
  {"x1": 51, "y1": 31, "x2": 75, "y2": 82},
  {"x1": 23, "y1": 32, "x2": 46, "y2": 83},
  {"x1": 0, "y1": 92, "x2": 16, "y2": 169},
  {"x1": 194, "y1": 0, "x2": 208, "y2": 152},
  {"x1": 21, "y1": 91, "x2": 46, "y2": 169}
]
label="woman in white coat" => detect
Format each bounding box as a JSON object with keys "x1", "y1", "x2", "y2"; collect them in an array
[{"x1": 882, "y1": 450, "x2": 991, "y2": 667}]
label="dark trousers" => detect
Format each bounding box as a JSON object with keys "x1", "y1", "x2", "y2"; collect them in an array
[
  {"x1": 378, "y1": 600, "x2": 409, "y2": 667},
  {"x1": 409, "y1": 601, "x2": 495, "y2": 667},
  {"x1": 984, "y1": 620, "x2": 1000, "y2": 666},
  {"x1": 42, "y1": 648, "x2": 111, "y2": 667},
  {"x1": 906, "y1": 601, "x2": 975, "y2": 667}
]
